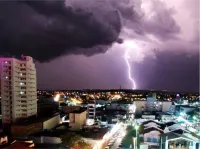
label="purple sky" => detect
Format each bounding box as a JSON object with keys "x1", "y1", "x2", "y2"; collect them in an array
[{"x1": 0, "y1": 0, "x2": 199, "y2": 92}]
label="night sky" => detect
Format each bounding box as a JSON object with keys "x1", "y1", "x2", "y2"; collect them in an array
[{"x1": 0, "y1": 0, "x2": 199, "y2": 92}]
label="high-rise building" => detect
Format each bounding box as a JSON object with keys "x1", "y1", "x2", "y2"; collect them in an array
[{"x1": 0, "y1": 56, "x2": 37, "y2": 124}]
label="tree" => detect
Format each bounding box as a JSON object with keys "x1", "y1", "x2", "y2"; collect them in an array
[{"x1": 60, "y1": 132, "x2": 92, "y2": 149}]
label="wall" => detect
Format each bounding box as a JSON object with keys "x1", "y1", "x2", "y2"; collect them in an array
[
  {"x1": 162, "y1": 102, "x2": 172, "y2": 112},
  {"x1": 142, "y1": 115, "x2": 155, "y2": 119},
  {"x1": 140, "y1": 144, "x2": 148, "y2": 149},
  {"x1": 135, "y1": 101, "x2": 145, "y2": 115},
  {"x1": 161, "y1": 115, "x2": 175, "y2": 122},
  {"x1": 69, "y1": 111, "x2": 87, "y2": 130},
  {"x1": 43, "y1": 115, "x2": 60, "y2": 130},
  {"x1": 106, "y1": 103, "x2": 129, "y2": 111},
  {"x1": 180, "y1": 107, "x2": 196, "y2": 113}
]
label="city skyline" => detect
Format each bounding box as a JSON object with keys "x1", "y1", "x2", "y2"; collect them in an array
[{"x1": 0, "y1": 0, "x2": 199, "y2": 92}]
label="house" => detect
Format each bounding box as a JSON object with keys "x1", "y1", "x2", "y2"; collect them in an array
[
  {"x1": 139, "y1": 120, "x2": 165, "y2": 146},
  {"x1": 160, "y1": 132, "x2": 200, "y2": 149}
]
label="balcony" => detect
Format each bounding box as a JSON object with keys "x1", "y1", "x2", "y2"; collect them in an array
[
  {"x1": 88, "y1": 115, "x2": 94, "y2": 118},
  {"x1": 88, "y1": 110, "x2": 95, "y2": 113},
  {"x1": 2, "y1": 68, "x2": 11, "y2": 72},
  {"x1": 88, "y1": 106, "x2": 94, "y2": 109},
  {"x1": 2, "y1": 101, "x2": 11, "y2": 105},
  {"x1": 2, "y1": 107, "x2": 11, "y2": 111},
  {"x1": 21, "y1": 113, "x2": 27, "y2": 117},
  {"x1": 20, "y1": 68, "x2": 26, "y2": 72},
  {"x1": 3, "y1": 72, "x2": 11, "y2": 76},
  {"x1": 3, "y1": 87, "x2": 12, "y2": 91}
]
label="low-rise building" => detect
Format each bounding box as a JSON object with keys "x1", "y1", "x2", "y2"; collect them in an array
[
  {"x1": 160, "y1": 132, "x2": 200, "y2": 149},
  {"x1": 139, "y1": 120, "x2": 165, "y2": 146},
  {"x1": 69, "y1": 109, "x2": 87, "y2": 130}
]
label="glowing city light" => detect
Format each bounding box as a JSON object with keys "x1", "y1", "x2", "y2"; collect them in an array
[
  {"x1": 70, "y1": 97, "x2": 82, "y2": 105},
  {"x1": 54, "y1": 94, "x2": 60, "y2": 102},
  {"x1": 86, "y1": 119, "x2": 95, "y2": 126}
]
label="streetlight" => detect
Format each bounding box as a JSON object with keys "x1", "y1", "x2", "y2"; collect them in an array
[{"x1": 134, "y1": 125, "x2": 139, "y2": 149}]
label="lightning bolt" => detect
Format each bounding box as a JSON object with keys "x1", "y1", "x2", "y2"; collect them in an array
[{"x1": 124, "y1": 50, "x2": 136, "y2": 90}]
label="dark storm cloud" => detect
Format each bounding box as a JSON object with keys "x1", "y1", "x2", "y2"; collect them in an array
[
  {"x1": 137, "y1": 51, "x2": 199, "y2": 92},
  {"x1": 0, "y1": 0, "x2": 182, "y2": 62},
  {"x1": 0, "y1": 0, "x2": 122, "y2": 62}
]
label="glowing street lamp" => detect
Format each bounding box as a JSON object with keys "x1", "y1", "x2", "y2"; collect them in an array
[
  {"x1": 54, "y1": 94, "x2": 60, "y2": 102},
  {"x1": 135, "y1": 125, "x2": 139, "y2": 130}
]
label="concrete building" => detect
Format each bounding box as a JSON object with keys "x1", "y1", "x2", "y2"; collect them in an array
[
  {"x1": 135, "y1": 98, "x2": 173, "y2": 116},
  {"x1": 162, "y1": 102, "x2": 174, "y2": 112},
  {"x1": 160, "y1": 132, "x2": 200, "y2": 149},
  {"x1": 87, "y1": 99, "x2": 96, "y2": 125},
  {"x1": 0, "y1": 56, "x2": 37, "y2": 124},
  {"x1": 69, "y1": 109, "x2": 87, "y2": 130},
  {"x1": 106, "y1": 103, "x2": 130, "y2": 111},
  {"x1": 144, "y1": 97, "x2": 162, "y2": 112},
  {"x1": 139, "y1": 120, "x2": 165, "y2": 146}
]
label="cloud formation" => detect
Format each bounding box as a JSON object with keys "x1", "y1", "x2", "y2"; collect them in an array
[
  {"x1": 0, "y1": 0, "x2": 122, "y2": 61},
  {"x1": 0, "y1": 0, "x2": 198, "y2": 62}
]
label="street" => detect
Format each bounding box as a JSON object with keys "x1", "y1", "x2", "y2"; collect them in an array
[{"x1": 106, "y1": 124, "x2": 127, "y2": 149}]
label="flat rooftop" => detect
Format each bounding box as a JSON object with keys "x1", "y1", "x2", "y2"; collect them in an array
[{"x1": 70, "y1": 109, "x2": 86, "y2": 114}]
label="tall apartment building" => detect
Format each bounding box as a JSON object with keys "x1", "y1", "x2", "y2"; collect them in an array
[{"x1": 0, "y1": 56, "x2": 37, "y2": 124}]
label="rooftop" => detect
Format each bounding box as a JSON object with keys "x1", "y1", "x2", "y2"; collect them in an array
[
  {"x1": 161, "y1": 132, "x2": 200, "y2": 143},
  {"x1": 70, "y1": 109, "x2": 86, "y2": 114}
]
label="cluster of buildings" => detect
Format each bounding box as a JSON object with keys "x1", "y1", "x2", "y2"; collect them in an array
[
  {"x1": 136, "y1": 119, "x2": 199, "y2": 149},
  {"x1": 133, "y1": 95, "x2": 200, "y2": 149}
]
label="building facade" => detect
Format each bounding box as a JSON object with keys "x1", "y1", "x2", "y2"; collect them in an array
[
  {"x1": 69, "y1": 110, "x2": 87, "y2": 130},
  {"x1": 87, "y1": 99, "x2": 96, "y2": 125},
  {"x1": 0, "y1": 56, "x2": 37, "y2": 124}
]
